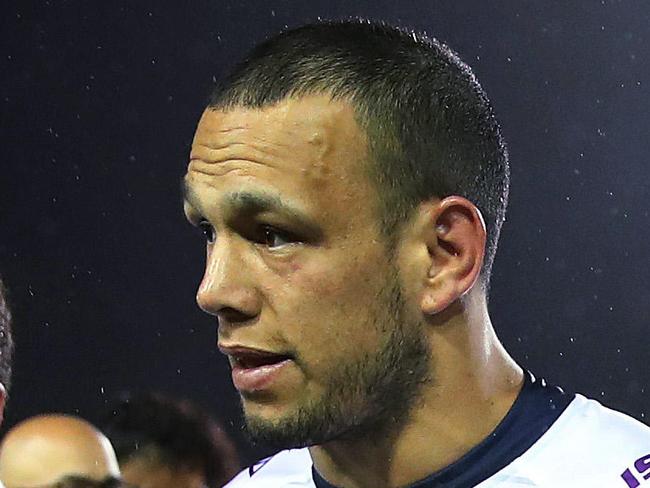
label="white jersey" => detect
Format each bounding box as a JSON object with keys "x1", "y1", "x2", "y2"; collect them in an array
[{"x1": 226, "y1": 374, "x2": 650, "y2": 487}]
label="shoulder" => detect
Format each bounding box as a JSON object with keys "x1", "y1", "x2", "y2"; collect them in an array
[
  {"x1": 225, "y1": 448, "x2": 314, "y2": 487},
  {"x1": 544, "y1": 394, "x2": 650, "y2": 453},
  {"x1": 494, "y1": 395, "x2": 650, "y2": 487}
]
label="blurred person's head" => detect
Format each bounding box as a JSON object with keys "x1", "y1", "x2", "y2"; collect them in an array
[
  {"x1": 0, "y1": 276, "x2": 15, "y2": 423},
  {"x1": 49, "y1": 475, "x2": 134, "y2": 488},
  {"x1": 0, "y1": 414, "x2": 120, "y2": 488},
  {"x1": 103, "y1": 392, "x2": 239, "y2": 488}
]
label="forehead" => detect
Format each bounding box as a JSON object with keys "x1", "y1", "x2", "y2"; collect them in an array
[
  {"x1": 190, "y1": 94, "x2": 367, "y2": 173},
  {"x1": 186, "y1": 95, "x2": 380, "y2": 227}
]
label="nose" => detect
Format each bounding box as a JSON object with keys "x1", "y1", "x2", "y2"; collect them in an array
[{"x1": 196, "y1": 239, "x2": 261, "y2": 323}]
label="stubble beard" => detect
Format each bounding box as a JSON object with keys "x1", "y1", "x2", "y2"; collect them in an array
[{"x1": 241, "y1": 275, "x2": 432, "y2": 449}]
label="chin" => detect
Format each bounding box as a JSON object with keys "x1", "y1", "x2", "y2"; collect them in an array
[
  {"x1": 240, "y1": 403, "x2": 316, "y2": 449},
  {"x1": 241, "y1": 394, "x2": 295, "y2": 423}
]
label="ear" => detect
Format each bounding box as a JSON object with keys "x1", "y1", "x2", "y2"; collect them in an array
[{"x1": 418, "y1": 196, "x2": 486, "y2": 315}]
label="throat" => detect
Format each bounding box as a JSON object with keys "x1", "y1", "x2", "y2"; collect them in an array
[{"x1": 309, "y1": 422, "x2": 409, "y2": 488}]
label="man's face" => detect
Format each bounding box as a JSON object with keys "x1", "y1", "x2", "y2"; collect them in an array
[{"x1": 183, "y1": 94, "x2": 430, "y2": 448}]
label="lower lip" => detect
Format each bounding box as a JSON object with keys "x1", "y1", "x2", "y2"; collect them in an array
[{"x1": 231, "y1": 359, "x2": 293, "y2": 392}]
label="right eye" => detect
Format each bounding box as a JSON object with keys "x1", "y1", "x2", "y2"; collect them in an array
[{"x1": 198, "y1": 220, "x2": 216, "y2": 244}]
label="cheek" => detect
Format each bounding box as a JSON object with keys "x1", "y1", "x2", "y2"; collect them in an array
[
  {"x1": 278, "y1": 257, "x2": 385, "y2": 358},
  {"x1": 286, "y1": 257, "x2": 371, "y2": 309}
]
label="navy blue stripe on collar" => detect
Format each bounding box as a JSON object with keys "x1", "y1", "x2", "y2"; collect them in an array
[{"x1": 313, "y1": 371, "x2": 573, "y2": 488}]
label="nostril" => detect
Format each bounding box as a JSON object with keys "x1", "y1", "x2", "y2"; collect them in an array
[{"x1": 217, "y1": 307, "x2": 256, "y2": 325}]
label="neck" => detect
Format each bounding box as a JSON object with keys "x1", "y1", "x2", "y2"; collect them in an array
[{"x1": 309, "y1": 292, "x2": 523, "y2": 488}]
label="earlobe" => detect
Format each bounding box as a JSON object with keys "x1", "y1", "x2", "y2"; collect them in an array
[{"x1": 420, "y1": 196, "x2": 486, "y2": 315}]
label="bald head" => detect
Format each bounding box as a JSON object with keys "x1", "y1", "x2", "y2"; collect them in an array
[{"x1": 0, "y1": 415, "x2": 120, "y2": 488}]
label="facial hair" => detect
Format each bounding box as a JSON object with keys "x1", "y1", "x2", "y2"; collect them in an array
[{"x1": 241, "y1": 273, "x2": 432, "y2": 449}]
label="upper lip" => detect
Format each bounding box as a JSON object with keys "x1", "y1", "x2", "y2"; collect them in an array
[{"x1": 218, "y1": 344, "x2": 292, "y2": 359}]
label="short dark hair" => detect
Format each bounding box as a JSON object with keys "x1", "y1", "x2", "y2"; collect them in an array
[
  {"x1": 102, "y1": 392, "x2": 239, "y2": 488},
  {"x1": 50, "y1": 476, "x2": 134, "y2": 488},
  {"x1": 0, "y1": 275, "x2": 14, "y2": 393},
  {"x1": 209, "y1": 19, "x2": 509, "y2": 284}
]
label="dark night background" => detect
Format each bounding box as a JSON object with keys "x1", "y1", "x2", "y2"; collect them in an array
[{"x1": 1, "y1": 0, "x2": 649, "y2": 466}]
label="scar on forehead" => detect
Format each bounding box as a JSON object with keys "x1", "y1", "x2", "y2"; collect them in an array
[{"x1": 308, "y1": 132, "x2": 324, "y2": 145}]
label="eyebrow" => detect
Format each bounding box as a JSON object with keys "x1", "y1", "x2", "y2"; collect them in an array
[
  {"x1": 181, "y1": 178, "x2": 207, "y2": 218},
  {"x1": 181, "y1": 178, "x2": 323, "y2": 238}
]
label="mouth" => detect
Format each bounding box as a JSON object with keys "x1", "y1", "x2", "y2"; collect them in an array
[
  {"x1": 219, "y1": 344, "x2": 294, "y2": 367},
  {"x1": 219, "y1": 345, "x2": 295, "y2": 392},
  {"x1": 231, "y1": 351, "x2": 294, "y2": 369}
]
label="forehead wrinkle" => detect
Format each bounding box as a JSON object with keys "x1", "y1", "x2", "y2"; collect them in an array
[
  {"x1": 187, "y1": 158, "x2": 275, "y2": 179},
  {"x1": 196, "y1": 129, "x2": 294, "y2": 152},
  {"x1": 196, "y1": 109, "x2": 328, "y2": 153},
  {"x1": 194, "y1": 117, "x2": 303, "y2": 154},
  {"x1": 191, "y1": 140, "x2": 286, "y2": 168}
]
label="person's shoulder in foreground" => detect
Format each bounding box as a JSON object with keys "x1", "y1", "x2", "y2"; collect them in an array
[{"x1": 226, "y1": 374, "x2": 650, "y2": 487}]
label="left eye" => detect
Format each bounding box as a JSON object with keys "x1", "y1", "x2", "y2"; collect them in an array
[
  {"x1": 261, "y1": 226, "x2": 293, "y2": 249},
  {"x1": 198, "y1": 220, "x2": 216, "y2": 244}
]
